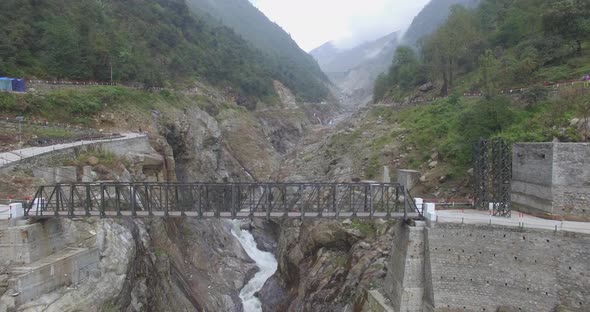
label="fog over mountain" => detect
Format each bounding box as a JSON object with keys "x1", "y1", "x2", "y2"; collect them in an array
[{"x1": 249, "y1": 0, "x2": 429, "y2": 51}]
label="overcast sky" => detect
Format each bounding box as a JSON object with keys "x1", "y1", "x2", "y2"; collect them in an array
[{"x1": 249, "y1": 0, "x2": 430, "y2": 51}]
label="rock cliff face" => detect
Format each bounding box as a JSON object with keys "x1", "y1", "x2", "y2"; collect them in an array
[
  {"x1": 160, "y1": 96, "x2": 316, "y2": 183},
  {"x1": 161, "y1": 107, "x2": 244, "y2": 182},
  {"x1": 259, "y1": 219, "x2": 398, "y2": 312},
  {"x1": 10, "y1": 218, "x2": 255, "y2": 312}
]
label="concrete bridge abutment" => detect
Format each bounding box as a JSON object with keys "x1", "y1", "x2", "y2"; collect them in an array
[{"x1": 0, "y1": 219, "x2": 98, "y2": 308}]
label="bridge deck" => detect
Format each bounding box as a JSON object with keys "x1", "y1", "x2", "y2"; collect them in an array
[{"x1": 31, "y1": 211, "x2": 419, "y2": 219}]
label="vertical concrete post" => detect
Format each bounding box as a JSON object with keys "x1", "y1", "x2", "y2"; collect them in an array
[
  {"x1": 383, "y1": 166, "x2": 391, "y2": 183},
  {"x1": 397, "y1": 169, "x2": 421, "y2": 192},
  {"x1": 82, "y1": 166, "x2": 93, "y2": 183}
]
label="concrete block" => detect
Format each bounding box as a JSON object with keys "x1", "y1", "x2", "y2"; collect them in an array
[
  {"x1": 0, "y1": 204, "x2": 9, "y2": 220},
  {"x1": 32, "y1": 166, "x2": 77, "y2": 183},
  {"x1": 8, "y1": 203, "x2": 24, "y2": 219},
  {"x1": 55, "y1": 166, "x2": 77, "y2": 183},
  {"x1": 397, "y1": 169, "x2": 421, "y2": 191},
  {"x1": 425, "y1": 203, "x2": 436, "y2": 214},
  {"x1": 32, "y1": 167, "x2": 56, "y2": 184},
  {"x1": 82, "y1": 166, "x2": 93, "y2": 182},
  {"x1": 0, "y1": 220, "x2": 64, "y2": 264}
]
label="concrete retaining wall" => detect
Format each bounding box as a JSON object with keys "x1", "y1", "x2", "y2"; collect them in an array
[
  {"x1": 385, "y1": 221, "x2": 427, "y2": 312},
  {"x1": 512, "y1": 143, "x2": 554, "y2": 214},
  {"x1": 385, "y1": 222, "x2": 409, "y2": 311},
  {"x1": 512, "y1": 143, "x2": 590, "y2": 219},
  {"x1": 0, "y1": 220, "x2": 65, "y2": 264},
  {"x1": 33, "y1": 166, "x2": 77, "y2": 183},
  {"x1": 426, "y1": 223, "x2": 590, "y2": 311}
]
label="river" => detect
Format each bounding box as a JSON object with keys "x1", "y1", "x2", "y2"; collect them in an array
[{"x1": 231, "y1": 221, "x2": 278, "y2": 312}]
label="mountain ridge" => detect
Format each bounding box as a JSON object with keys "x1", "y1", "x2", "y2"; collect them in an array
[
  {"x1": 310, "y1": 31, "x2": 399, "y2": 74},
  {"x1": 310, "y1": 31, "x2": 400, "y2": 106},
  {"x1": 185, "y1": 0, "x2": 330, "y2": 101}
]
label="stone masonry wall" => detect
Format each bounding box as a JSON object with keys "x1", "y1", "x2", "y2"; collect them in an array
[
  {"x1": 552, "y1": 143, "x2": 590, "y2": 218},
  {"x1": 426, "y1": 223, "x2": 590, "y2": 312}
]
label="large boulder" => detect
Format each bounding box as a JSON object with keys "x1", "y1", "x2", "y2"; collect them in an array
[
  {"x1": 86, "y1": 156, "x2": 100, "y2": 166},
  {"x1": 419, "y1": 82, "x2": 434, "y2": 92},
  {"x1": 126, "y1": 152, "x2": 164, "y2": 169}
]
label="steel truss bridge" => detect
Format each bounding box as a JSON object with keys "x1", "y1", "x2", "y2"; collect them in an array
[{"x1": 25, "y1": 182, "x2": 423, "y2": 220}]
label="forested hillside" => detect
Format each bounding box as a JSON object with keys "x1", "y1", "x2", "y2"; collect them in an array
[
  {"x1": 402, "y1": 0, "x2": 481, "y2": 46},
  {"x1": 375, "y1": 0, "x2": 590, "y2": 101},
  {"x1": 0, "y1": 0, "x2": 328, "y2": 102},
  {"x1": 186, "y1": 0, "x2": 329, "y2": 102},
  {"x1": 369, "y1": 0, "x2": 590, "y2": 177}
]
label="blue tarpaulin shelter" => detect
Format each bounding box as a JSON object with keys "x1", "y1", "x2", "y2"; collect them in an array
[
  {"x1": 0, "y1": 77, "x2": 12, "y2": 91},
  {"x1": 12, "y1": 79, "x2": 26, "y2": 92}
]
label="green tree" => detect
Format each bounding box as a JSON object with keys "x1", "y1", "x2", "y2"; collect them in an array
[
  {"x1": 373, "y1": 73, "x2": 390, "y2": 103},
  {"x1": 422, "y1": 5, "x2": 480, "y2": 95},
  {"x1": 458, "y1": 96, "x2": 516, "y2": 143},
  {"x1": 478, "y1": 49, "x2": 501, "y2": 98},
  {"x1": 388, "y1": 46, "x2": 427, "y2": 90},
  {"x1": 543, "y1": 0, "x2": 590, "y2": 55}
]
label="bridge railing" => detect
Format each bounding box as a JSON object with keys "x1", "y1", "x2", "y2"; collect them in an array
[{"x1": 25, "y1": 182, "x2": 423, "y2": 219}]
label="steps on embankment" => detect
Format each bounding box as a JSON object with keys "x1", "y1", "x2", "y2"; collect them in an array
[
  {"x1": 0, "y1": 219, "x2": 65, "y2": 265},
  {"x1": 8, "y1": 247, "x2": 98, "y2": 306}
]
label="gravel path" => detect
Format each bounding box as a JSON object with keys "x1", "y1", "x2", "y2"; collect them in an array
[{"x1": 0, "y1": 132, "x2": 146, "y2": 168}]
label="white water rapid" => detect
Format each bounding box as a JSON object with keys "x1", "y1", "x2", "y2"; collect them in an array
[{"x1": 231, "y1": 221, "x2": 278, "y2": 312}]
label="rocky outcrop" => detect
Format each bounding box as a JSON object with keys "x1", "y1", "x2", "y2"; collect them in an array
[
  {"x1": 160, "y1": 104, "x2": 298, "y2": 182},
  {"x1": 274, "y1": 81, "x2": 298, "y2": 110},
  {"x1": 219, "y1": 110, "x2": 281, "y2": 180},
  {"x1": 248, "y1": 219, "x2": 281, "y2": 254},
  {"x1": 260, "y1": 219, "x2": 397, "y2": 312},
  {"x1": 162, "y1": 107, "x2": 230, "y2": 182},
  {"x1": 255, "y1": 111, "x2": 308, "y2": 155}
]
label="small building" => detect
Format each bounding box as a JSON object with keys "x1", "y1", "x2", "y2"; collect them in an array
[
  {"x1": 0, "y1": 77, "x2": 26, "y2": 92},
  {"x1": 512, "y1": 143, "x2": 590, "y2": 220}
]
